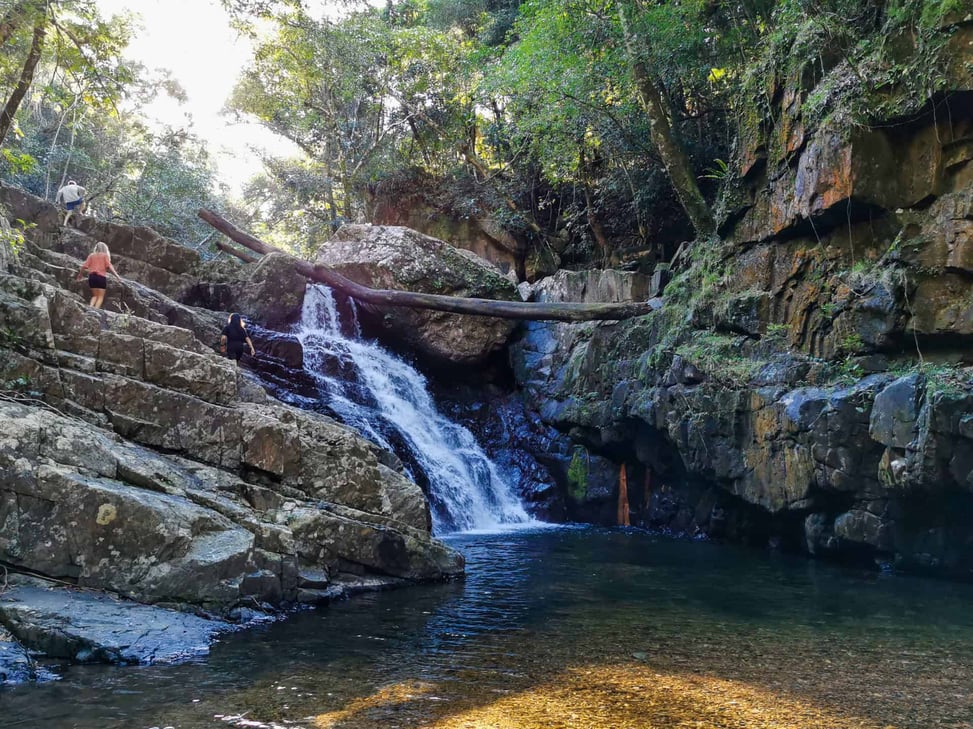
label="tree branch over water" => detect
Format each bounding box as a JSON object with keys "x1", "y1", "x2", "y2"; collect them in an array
[{"x1": 197, "y1": 209, "x2": 657, "y2": 323}]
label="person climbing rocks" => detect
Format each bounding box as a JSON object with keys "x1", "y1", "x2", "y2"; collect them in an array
[
  {"x1": 220, "y1": 313, "x2": 255, "y2": 365},
  {"x1": 55, "y1": 180, "x2": 87, "y2": 226},
  {"x1": 75, "y1": 241, "x2": 120, "y2": 309}
]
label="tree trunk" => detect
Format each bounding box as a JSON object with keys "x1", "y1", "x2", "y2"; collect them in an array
[
  {"x1": 58, "y1": 102, "x2": 80, "y2": 187},
  {"x1": 580, "y1": 147, "x2": 610, "y2": 259},
  {"x1": 0, "y1": 17, "x2": 46, "y2": 148},
  {"x1": 618, "y1": 1, "x2": 715, "y2": 238},
  {"x1": 198, "y1": 208, "x2": 657, "y2": 322},
  {"x1": 617, "y1": 463, "x2": 630, "y2": 526},
  {"x1": 215, "y1": 239, "x2": 260, "y2": 263}
]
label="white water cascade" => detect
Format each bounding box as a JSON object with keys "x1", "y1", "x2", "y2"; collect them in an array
[{"x1": 295, "y1": 284, "x2": 533, "y2": 534}]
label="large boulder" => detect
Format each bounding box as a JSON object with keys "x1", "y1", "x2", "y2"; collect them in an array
[
  {"x1": 185, "y1": 252, "x2": 307, "y2": 328},
  {"x1": 0, "y1": 399, "x2": 461, "y2": 608},
  {"x1": 227, "y1": 251, "x2": 306, "y2": 327},
  {"x1": 315, "y1": 224, "x2": 519, "y2": 366},
  {"x1": 368, "y1": 174, "x2": 525, "y2": 279}
]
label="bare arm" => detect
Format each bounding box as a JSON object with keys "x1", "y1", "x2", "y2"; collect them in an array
[
  {"x1": 245, "y1": 336, "x2": 255, "y2": 355},
  {"x1": 219, "y1": 334, "x2": 227, "y2": 353}
]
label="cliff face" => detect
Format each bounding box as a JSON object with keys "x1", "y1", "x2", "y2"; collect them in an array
[
  {"x1": 0, "y1": 185, "x2": 463, "y2": 625},
  {"x1": 509, "y1": 19, "x2": 973, "y2": 577}
]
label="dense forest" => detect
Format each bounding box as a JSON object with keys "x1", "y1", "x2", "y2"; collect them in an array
[{"x1": 2, "y1": 0, "x2": 961, "y2": 267}]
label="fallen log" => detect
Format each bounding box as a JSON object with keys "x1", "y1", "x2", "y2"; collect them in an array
[
  {"x1": 198, "y1": 208, "x2": 657, "y2": 322},
  {"x1": 215, "y1": 239, "x2": 260, "y2": 263}
]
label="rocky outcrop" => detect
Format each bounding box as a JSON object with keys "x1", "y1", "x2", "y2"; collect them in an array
[
  {"x1": 0, "y1": 186, "x2": 464, "y2": 675},
  {"x1": 316, "y1": 224, "x2": 520, "y2": 366},
  {"x1": 512, "y1": 289, "x2": 973, "y2": 575},
  {"x1": 367, "y1": 172, "x2": 527, "y2": 279},
  {"x1": 507, "y1": 19, "x2": 973, "y2": 578},
  {"x1": 185, "y1": 251, "x2": 308, "y2": 329}
]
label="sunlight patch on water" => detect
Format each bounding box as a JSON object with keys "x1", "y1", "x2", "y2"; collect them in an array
[{"x1": 297, "y1": 662, "x2": 883, "y2": 729}]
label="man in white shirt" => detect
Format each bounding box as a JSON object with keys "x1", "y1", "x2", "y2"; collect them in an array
[{"x1": 55, "y1": 180, "x2": 86, "y2": 226}]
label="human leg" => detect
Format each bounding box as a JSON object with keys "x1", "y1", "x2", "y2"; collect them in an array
[
  {"x1": 65, "y1": 199, "x2": 81, "y2": 227},
  {"x1": 227, "y1": 340, "x2": 245, "y2": 365},
  {"x1": 88, "y1": 273, "x2": 107, "y2": 309}
]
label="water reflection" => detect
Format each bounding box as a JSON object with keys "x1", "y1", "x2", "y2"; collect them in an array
[{"x1": 3, "y1": 527, "x2": 972, "y2": 728}]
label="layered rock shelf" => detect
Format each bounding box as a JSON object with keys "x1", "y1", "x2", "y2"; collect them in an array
[{"x1": 0, "y1": 183, "x2": 463, "y2": 678}]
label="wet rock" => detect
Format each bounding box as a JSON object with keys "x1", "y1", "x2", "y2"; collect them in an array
[
  {"x1": 0, "y1": 638, "x2": 34, "y2": 684},
  {"x1": 531, "y1": 269, "x2": 651, "y2": 305},
  {"x1": 0, "y1": 583, "x2": 230, "y2": 666},
  {"x1": 804, "y1": 513, "x2": 840, "y2": 555},
  {"x1": 834, "y1": 508, "x2": 893, "y2": 552},
  {"x1": 870, "y1": 374, "x2": 924, "y2": 448}
]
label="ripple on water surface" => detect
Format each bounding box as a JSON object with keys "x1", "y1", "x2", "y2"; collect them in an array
[{"x1": 3, "y1": 526, "x2": 973, "y2": 729}]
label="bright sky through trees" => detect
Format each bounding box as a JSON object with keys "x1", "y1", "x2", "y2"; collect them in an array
[{"x1": 94, "y1": 0, "x2": 303, "y2": 195}]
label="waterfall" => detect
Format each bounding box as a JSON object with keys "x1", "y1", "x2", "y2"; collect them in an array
[{"x1": 295, "y1": 284, "x2": 533, "y2": 535}]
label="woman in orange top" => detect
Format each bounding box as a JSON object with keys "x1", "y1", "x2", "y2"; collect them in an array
[{"x1": 76, "y1": 241, "x2": 120, "y2": 309}]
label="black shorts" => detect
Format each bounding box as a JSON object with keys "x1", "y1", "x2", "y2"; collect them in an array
[
  {"x1": 67, "y1": 198, "x2": 83, "y2": 210},
  {"x1": 226, "y1": 340, "x2": 246, "y2": 361},
  {"x1": 88, "y1": 272, "x2": 107, "y2": 290}
]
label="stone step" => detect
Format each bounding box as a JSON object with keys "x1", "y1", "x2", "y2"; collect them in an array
[
  {"x1": 55, "y1": 349, "x2": 98, "y2": 373},
  {"x1": 296, "y1": 586, "x2": 346, "y2": 605},
  {"x1": 297, "y1": 567, "x2": 330, "y2": 589}
]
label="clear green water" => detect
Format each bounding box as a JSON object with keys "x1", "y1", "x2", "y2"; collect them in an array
[{"x1": 3, "y1": 526, "x2": 973, "y2": 728}]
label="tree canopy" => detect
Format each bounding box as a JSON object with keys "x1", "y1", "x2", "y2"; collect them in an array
[
  {"x1": 0, "y1": 0, "x2": 228, "y2": 243},
  {"x1": 2, "y1": 0, "x2": 962, "y2": 264}
]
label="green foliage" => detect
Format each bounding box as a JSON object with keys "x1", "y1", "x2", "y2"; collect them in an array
[
  {"x1": 0, "y1": 1, "x2": 225, "y2": 244},
  {"x1": 740, "y1": 0, "x2": 957, "y2": 142},
  {"x1": 242, "y1": 157, "x2": 346, "y2": 258},
  {"x1": 0, "y1": 326, "x2": 26, "y2": 352},
  {"x1": 674, "y1": 330, "x2": 765, "y2": 384},
  {"x1": 0, "y1": 218, "x2": 29, "y2": 258},
  {"x1": 700, "y1": 159, "x2": 729, "y2": 181},
  {"x1": 838, "y1": 332, "x2": 865, "y2": 355},
  {"x1": 922, "y1": 363, "x2": 972, "y2": 398},
  {"x1": 227, "y1": 4, "x2": 485, "y2": 220},
  {"x1": 10, "y1": 105, "x2": 224, "y2": 243},
  {"x1": 835, "y1": 357, "x2": 864, "y2": 383},
  {"x1": 1, "y1": 148, "x2": 36, "y2": 174},
  {"x1": 566, "y1": 445, "x2": 589, "y2": 502},
  {"x1": 763, "y1": 323, "x2": 791, "y2": 348}
]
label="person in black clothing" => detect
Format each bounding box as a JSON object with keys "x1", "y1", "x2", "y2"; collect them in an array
[{"x1": 220, "y1": 313, "x2": 255, "y2": 364}]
